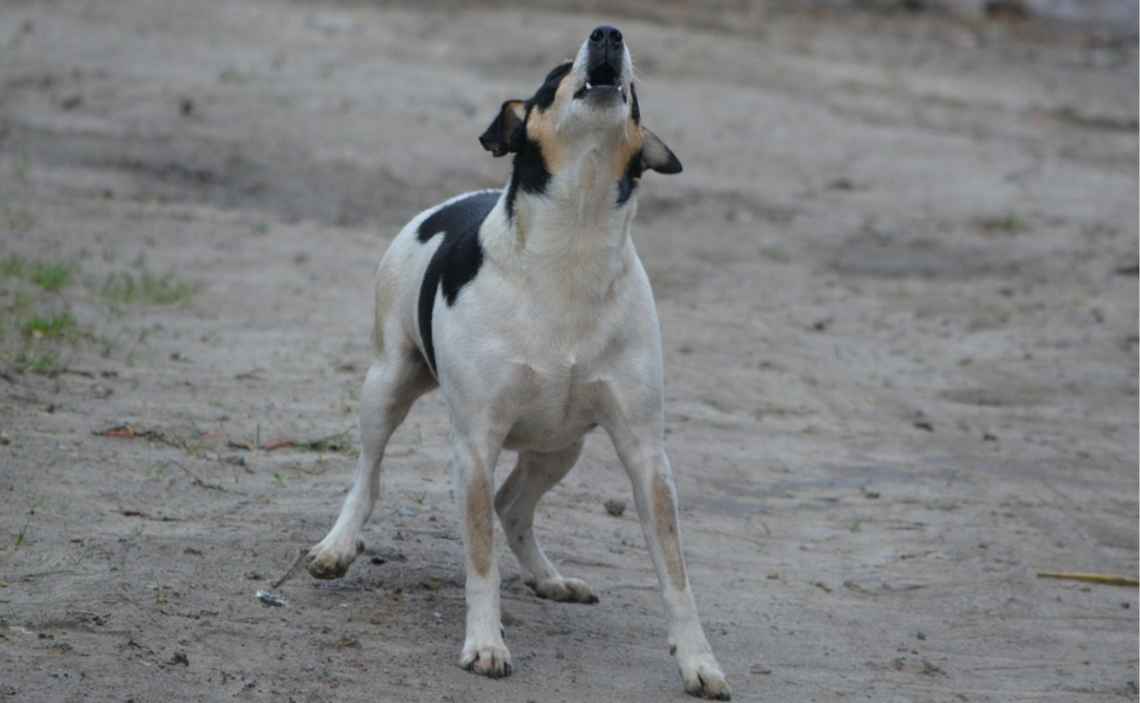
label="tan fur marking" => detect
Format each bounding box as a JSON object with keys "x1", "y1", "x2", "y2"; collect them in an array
[
  {"x1": 524, "y1": 74, "x2": 645, "y2": 184},
  {"x1": 523, "y1": 72, "x2": 581, "y2": 173},
  {"x1": 610, "y1": 125, "x2": 644, "y2": 183},
  {"x1": 372, "y1": 274, "x2": 398, "y2": 352},
  {"x1": 652, "y1": 472, "x2": 687, "y2": 592},
  {"x1": 515, "y1": 206, "x2": 527, "y2": 248},
  {"x1": 526, "y1": 112, "x2": 564, "y2": 173},
  {"x1": 466, "y1": 470, "x2": 493, "y2": 577}
]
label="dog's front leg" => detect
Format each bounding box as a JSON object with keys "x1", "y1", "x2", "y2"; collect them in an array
[
  {"x1": 449, "y1": 427, "x2": 511, "y2": 678},
  {"x1": 608, "y1": 424, "x2": 731, "y2": 700}
]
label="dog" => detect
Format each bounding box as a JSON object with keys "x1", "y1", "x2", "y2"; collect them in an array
[{"x1": 304, "y1": 25, "x2": 731, "y2": 700}]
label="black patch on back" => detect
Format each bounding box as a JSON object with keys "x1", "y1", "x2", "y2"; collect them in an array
[
  {"x1": 417, "y1": 191, "x2": 498, "y2": 244},
  {"x1": 630, "y1": 82, "x2": 640, "y2": 124},
  {"x1": 416, "y1": 191, "x2": 499, "y2": 373},
  {"x1": 617, "y1": 149, "x2": 644, "y2": 206}
]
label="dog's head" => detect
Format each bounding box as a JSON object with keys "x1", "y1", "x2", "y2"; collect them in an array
[{"x1": 479, "y1": 26, "x2": 681, "y2": 217}]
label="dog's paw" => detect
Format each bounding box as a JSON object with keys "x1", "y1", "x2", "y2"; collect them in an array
[
  {"x1": 525, "y1": 576, "x2": 599, "y2": 604},
  {"x1": 677, "y1": 651, "x2": 731, "y2": 700},
  {"x1": 304, "y1": 538, "x2": 364, "y2": 580},
  {"x1": 460, "y1": 639, "x2": 513, "y2": 679}
]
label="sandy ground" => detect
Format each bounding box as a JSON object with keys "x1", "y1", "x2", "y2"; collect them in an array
[{"x1": 1, "y1": 2, "x2": 1137, "y2": 701}]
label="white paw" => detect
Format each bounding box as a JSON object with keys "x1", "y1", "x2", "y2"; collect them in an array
[
  {"x1": 459, "y1": 638, "x2": 513, "y2": 679},
  {"x1": 676, "y1": 648, "x2": 731, "y2": 700},
  {"x1": 305, "y1": 538, "x2": 364, "y2": 580},
  {"x1": 526, "y1": 576, "x2": 599, "y2": 604}
]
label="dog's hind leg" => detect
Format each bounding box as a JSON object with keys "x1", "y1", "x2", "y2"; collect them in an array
[
  {"x1": 306, "y1": 352, "x2": 433, "y2": 579},
  {"x1": 494, "y1": 440, "x2": 598, "y2": 604}
]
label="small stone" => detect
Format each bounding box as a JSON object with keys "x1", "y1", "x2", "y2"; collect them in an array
[
  {"x1": 916, "y1": 631, "x2": 927, "y2": 640},
  {"x1": 603, "y1": 498, "x2": 626, "y2": 517},
  {"x1": 255, "y1": 590, "x2": 286, "y2": 607},
  {"x1": 920, "y1": 659, "x2": 946, "y2": 677},
  {"x1": 169, "y1": 651, "x2": 189, "y2": 666}
]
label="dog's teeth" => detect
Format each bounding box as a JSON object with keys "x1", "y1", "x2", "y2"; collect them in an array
[{"x1": 585, "y1": 81, "x2": 593, "y2": 90}]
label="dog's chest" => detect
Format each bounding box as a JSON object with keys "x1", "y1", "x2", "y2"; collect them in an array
[{"x1": 501, "y1": 355, "x2": 607, "y2": 451}]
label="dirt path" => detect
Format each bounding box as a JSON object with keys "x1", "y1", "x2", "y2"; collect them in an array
[{"x1": 1, "y1": 2, "x2": 1136, "y2": 701}]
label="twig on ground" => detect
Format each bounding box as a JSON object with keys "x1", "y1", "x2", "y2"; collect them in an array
[
  {"x1": 271, "y1": 548, "x2": 309, "y2": 590},
  {"x1": 168, "y1": 460, "x2": 232, "y2": 492},
  {"x1": 118, "y1": 509, "x2": 180, "y2": 522},
  {"x1": 258, "y1": 430, "x2": 354, "y2": 453},
  {"x1": 94, "y1": 423, "x2": 187, "y2": 450},
  {"x1": 1037, "y1": 572, "x2": 1139, "y2": 587}
]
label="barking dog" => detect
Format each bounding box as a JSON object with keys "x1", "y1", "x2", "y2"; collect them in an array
[{"x1": 305, "y1": 25, "x2": 731, "y2": 700}]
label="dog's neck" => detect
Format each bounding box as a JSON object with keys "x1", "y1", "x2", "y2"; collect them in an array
[{"x1": 483, "y1": 132, "x2": 639, "y2": 299}]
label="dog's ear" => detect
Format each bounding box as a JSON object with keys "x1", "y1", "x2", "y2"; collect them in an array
[
  {"x1": 479, "y1": 100, "x2": 527, "y2": 157},
  {"x1": 640, "y1": 127, "x2": 682, "y2": 175}
]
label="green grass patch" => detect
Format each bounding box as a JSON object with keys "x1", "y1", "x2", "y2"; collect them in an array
[
  {"x1": 29, "y1": 262, "x2": 74, "y2": 291},
  {"x1": 0, "y1": 256, "x2": 75, "y2": 291},
  {"x1": 0, "y1": 257, "x2": 86, "y2": 374},
  {"x1": 101, "y1": 270, "x2": 196, "y2": 306},
  {"x1": 13, "y1": 349, "x2": 61, "y2": 374},
  {"x1": 975, "y1": 213, "x2": 1028, "y2": 235},
  {"x1": 0, "y1": 255, "x2": 27, "y2": 279},
  {"x1": 21, "y1": 311, "x2": 78, "y2": 340}
]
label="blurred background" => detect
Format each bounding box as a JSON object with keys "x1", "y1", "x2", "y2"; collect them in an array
[{"x1": 1, "y1": 2, "x2": 1136, "y2": 702}]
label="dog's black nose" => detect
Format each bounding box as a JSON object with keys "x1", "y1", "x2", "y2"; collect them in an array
[
  {"x1": 587, "y1": 25, "x2": 624, "y2": 80},
  {"x1": 590, "y1": 26, "x2": 622, "y2": 47}
]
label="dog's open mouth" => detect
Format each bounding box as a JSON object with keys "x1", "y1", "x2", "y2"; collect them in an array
[{"x1": 574, "y1": 63, "x2": 626, "y2": 102}]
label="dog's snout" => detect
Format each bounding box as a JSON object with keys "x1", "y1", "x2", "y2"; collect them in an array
[
  {"x1": 590, "y1": 26, "x2": 622, "y2": 46},
  {"x1": 586, "y1": 25, "x2": 624, "y2": 79}
]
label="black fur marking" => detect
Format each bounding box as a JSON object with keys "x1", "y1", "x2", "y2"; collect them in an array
[
  {"x1": 532, "y1": 62, "x2": 572, "y2": 111},
  {"x1": 501, "y1": 62, "x2": 575, "y2": 220},
  {"x1": 617, "y1": 149, "x2": 644, "y2": 206},
  {"x1": 417, "y1": 191, "x2": 498, "y2": 244},
  {"x1": 416, "y1": 191, "x2": 499, "y2": 373},
  {"x1": 630, "y1": 82, "x2": 640, "y2": 124},
  {"x1": 479, "y1": 101, "x2": 526, "y2": 157},
  {"x1": 505, "y1": 129, "x2": 552, "y2": 221}
]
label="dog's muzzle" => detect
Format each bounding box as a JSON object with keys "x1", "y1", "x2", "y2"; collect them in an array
[{"x1": 574, "y1": 25, "x2": 627, "y2": 104}]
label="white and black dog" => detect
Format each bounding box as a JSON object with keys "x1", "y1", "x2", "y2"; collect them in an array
[{"x1": 305, "y1": 26, "x2": 731, "y2": 700}]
